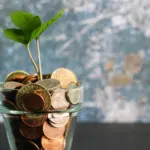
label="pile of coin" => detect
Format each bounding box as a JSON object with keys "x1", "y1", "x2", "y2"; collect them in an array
[{"x1": 1, "y1": 68, "x2": 81, "y2": 150}]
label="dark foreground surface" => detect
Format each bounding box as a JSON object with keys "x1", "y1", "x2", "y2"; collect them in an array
[{"x1": 1, "y1": 123, "x2": 150, "y2": 150}]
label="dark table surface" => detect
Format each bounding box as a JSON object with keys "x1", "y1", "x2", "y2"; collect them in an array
[{"x1": 1, "y1": 123, "x2": 150, "y2": 150}]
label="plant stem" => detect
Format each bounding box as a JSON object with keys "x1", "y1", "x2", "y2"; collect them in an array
[
  {"x1": 36, "y1": 38, "x2": 43, "y2": 80},
  {"x1": 25, "y1": 44, "x2": 39, "y2": 75}
]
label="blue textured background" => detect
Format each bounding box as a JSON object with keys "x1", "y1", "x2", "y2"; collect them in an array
[{"x1": 0, "y1": 0, "x2": 150, "y2": 122}]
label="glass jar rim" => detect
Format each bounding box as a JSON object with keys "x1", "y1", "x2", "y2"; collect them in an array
[{"x1": 0, "y1": 82, "x2": 82, "y2": 115}]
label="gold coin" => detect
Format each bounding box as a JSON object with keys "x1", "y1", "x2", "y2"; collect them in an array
[
  {"x1": 16, "y1": 83, "x2": 51, "y2": 110},
  {"x1": 36, "y1": 79, "x2": 60, "y2": 90},
  {"x1": 51, "y1": 68, "x2": 77, "y2": 89},
  {"x1": 43, "y1": 121, "x2": 65, "y2": 139},
  {"x1": 51, "y1": 90, "x2": 70, "y2": 110},
  {"x1": 4, "y1": 70, "x2": 29, "y2": 82}
]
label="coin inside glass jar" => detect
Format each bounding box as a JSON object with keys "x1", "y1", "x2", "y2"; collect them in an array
[
  {"x1": 41, "y1": 136, "x2": 64, "y2": 150},
  {"x1": 51, "y1": 90, "x2": 70, "y2": 110},
  {"x1": 21, "y1": 114, "x2": 47, "y2": 127},
  {"x1": 22, "y1": 92, "x2": 45, "y2": 112},
  {"x1": 20, "y1": 122, "x2": 43, "y2": 140},
  {"x1": 43, "y1": 121, "x2": 65, "y2": 139}
]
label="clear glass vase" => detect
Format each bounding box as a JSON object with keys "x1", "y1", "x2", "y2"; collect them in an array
[{"x1": 0, "y1": 83, "x2": 83, "y2": 150}]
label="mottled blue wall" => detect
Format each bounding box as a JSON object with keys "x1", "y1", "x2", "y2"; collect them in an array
[{"x1": 0, "y1": 0, "x2": 150, "y2": 122}]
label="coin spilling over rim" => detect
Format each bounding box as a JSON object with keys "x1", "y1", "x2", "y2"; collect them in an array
[
  {"x1": 41, "y1": 136, "x2": 64, "y2": 150},
  {"x1": 43, "y1": 121, "x2": 65, "y2": 139},
  {"x1": 4, "y1": 70, "x2": 29, "y2": 82},
  {"x1": 36, "y1": 79, "x2": 60, "y2": 90},
  {"x1": 51, "y1": 89, "x2": 70, "y2": 110},
  {"x1": 20, "y1": 122, "x2": 43, "y2": 140},
  {"x1": 51, "y1": 68, "x2": 77, "y2": 89},
  {"x1": 16, "y1": 83, "x2": 51, "y2": 111}
]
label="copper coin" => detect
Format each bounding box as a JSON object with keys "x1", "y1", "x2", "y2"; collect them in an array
[
  {"x1": 16, "y1": 83, "x2": 51, "y2": 110},
  {"x1": 51, "y1": 90, "x2": 70, "y2": 110},
  {"x1": 34, "y1": 90, "x2": 51, "y2": 111},
  {"x1": 3, "y1": 81, "x2": 23, "y2": 89},
  {"x1": 43, "y1": 121, "x2": 65, "y2": 139},
  {"x1": 21, "y1": 114, "x2": 47, "y2": 127},
  {"x1": 51, "y1": 68, "x2": 77, "y2": 89},
  {"x1": 4, "y1": 70, "x2": 29, "y2": 82},
  {"x1": 22, "y1": 74, "x2": 37, "y2": 84},
  {"x1": 20, "y1": 122, "x2": 43, "y2": 139},
  {"x1": 22, "y1": 92, "x2": 45, "y2": 112},
  {"x1": 41, "y1": 136, "x2": 64, "y2": 150},
  {"x1": 16, "y1": 140, "x2": 40, "y2": 150}
]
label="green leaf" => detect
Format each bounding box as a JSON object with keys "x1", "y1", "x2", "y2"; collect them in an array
[
  {"x1": 10, "y1": 11, "x2": 42, "y2": 30},
  {"x1": 3, "y1": 28, "x2": 25, "y2": 44},
  {"x1": 29, "y1": 9, "x2": 65, "y2": 42}
]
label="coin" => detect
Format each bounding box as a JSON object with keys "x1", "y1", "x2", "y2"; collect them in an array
[
  {"x1": 4, "y1": 70, "x2": 29, "y2": 82},
  {"x1": 51, "y1": 90, "x2": 70, "y2": 110},
  {"x1": 41, "y1": 136, "x2": 64, "y2": 150},
  {"x1": 3, "y1": 81, "x2": 24, "y2": 89},
  {"x1": 36, "y1": 79, "x2": 60, "y2": 90},
  {"x1": 34, "y1": 90, "x2": 51, "y2": 111},
  {"x1": 16, "y1": 140, "x2": 40, "y2": 150},
  {"x1": 50, "y1": 119, "x2": 69, "y2": 128},
  {"x1": 22, "y1": 92, "x2": 45, "y2": 112},
  {"x1": 22, "y1": 74, "x2": 37, "y2": 84},
  {"x1": 68, "y1": 82, "x2": 77, "y2": 89},
  {"x1": 16, "y1": 83, "x2": 51, "y2": 111},
  {"x1": 21, "y1": 114, "x2": 47, "y2": 127},
  {"x1": 43, "y1": 121, "x2": 65, "y2": 139},
  {"x1": 51, "y1": 68, "x2": 77, "y2": 89},
  {"x1": 67, "y1": 88, "x2": 81, "y2": 104},
  {"x1": 49, "y1": 116, "x2": 70, "y2": 125},
  {"x1": 20, "y1": 122, "x2": 43, "y2": 139},
  {"x1": 50, "y1": 113, "x2": 70, "y2": 119}
]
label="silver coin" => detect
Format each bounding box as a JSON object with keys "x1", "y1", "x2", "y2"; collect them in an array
[
  {"x1": 51, "y1": 90, "x2": 70, "y2": 110},
  {"x1": 36, "y1": 79, "x2": 60, "y2": 90}
]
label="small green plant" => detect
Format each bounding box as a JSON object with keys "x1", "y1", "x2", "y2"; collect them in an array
[{"x1": 3, "y1": 9, "x2": 65, "y2": 80}]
